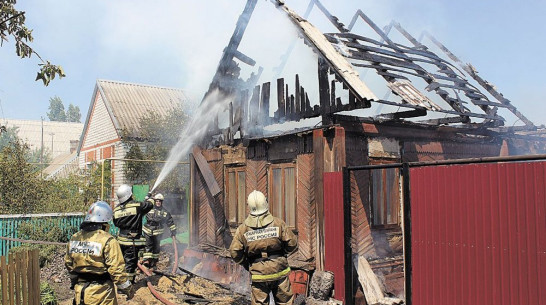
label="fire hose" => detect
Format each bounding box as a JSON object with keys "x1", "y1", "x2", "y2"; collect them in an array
[{"x1": 137, "y1": 261, "x2": 178, "y2": 305}]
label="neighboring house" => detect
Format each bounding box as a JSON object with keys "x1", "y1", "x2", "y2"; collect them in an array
[
  {"x1": 42, "y1": 151, "x2": 79, "y2": 179},
  {"x1": 187, "y1": 1, "x2": 546, "y2": 304},
  {"x1": 3, "y1": 119, "x2": 83, "y2": 158},
  {"x1": 77, "y1": 79, "x2": 188, "y2": 201},
  {"x1": 2, "y1": 119, "x2": 83, "y2": 179}
]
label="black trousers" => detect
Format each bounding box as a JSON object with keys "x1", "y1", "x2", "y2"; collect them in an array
[
  {"x1": 143, "y1": 233, "x2": 161, "y2": 266},
  {"x1": 120, "y1": 243, "x2": 144, "y2": 281}
]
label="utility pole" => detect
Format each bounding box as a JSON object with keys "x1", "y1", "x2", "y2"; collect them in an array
[
  {"x1": 41, "y1": 117, "x2": 44, "y2": 178},
  {"x1": 50, "y1": 132, "x2": 55, "y2": 156},
  {"x1": 40, "y1": 117, "x2": 44, "y2": 165}
]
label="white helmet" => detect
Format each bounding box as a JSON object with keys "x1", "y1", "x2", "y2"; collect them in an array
[
  {"x1": 248, "y1": 190, "x2": 268, "y2": 216},
  {"x1": 84, "y1": 201, "x2": 113, "y2": 223},
  {"x1": 153, "y1": 193, "x2": 164, "y2": 201},
  {"x1": 116, "y1": 184, "x2": 132, "y2": 203}
]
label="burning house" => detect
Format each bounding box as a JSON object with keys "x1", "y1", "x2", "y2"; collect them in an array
[{"x1": 185, "y1": 0, "x2": 546, "y2": 304}]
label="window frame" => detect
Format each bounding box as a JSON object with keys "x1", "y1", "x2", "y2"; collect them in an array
[
  {"x1": 224, "y1": 166, "x2": 247, "y2": 228},
  {"x1": 369, "y1": 158, "x2": 401, "y2": 228},
  {"x1": 268, "y1": 162, "x2": 297, "y2": 230}
]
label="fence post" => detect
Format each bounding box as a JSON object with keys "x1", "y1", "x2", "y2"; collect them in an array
[
  {"x1": 34, "y1": 249, "x2": 40, "y2": 305},
  {"x1": 1, "y1": 255, "x2": 7, "y2": 305},
  {"x1": 21, "y1": 251, "x2": 27, "y2": 305},
  {"x1": 15, "y1": 251, "x2": 21, "y2": 305},
  {"x1": 8, "y1": 253, "x2": 14, "y2": 305}
]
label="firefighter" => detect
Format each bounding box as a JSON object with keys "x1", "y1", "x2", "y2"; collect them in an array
[
  {"x1": 229, "y1": 190, "x2": 298, "y2": 305},
  {"x1": 113, "y1": 184, "x2": 154, "y2": 282},
  {"x1": 142, "y1": 193, "x2": 177, "y2": 268},
  {"x1": 65, "y1": 201, "x2": 133, "y2": 305}
]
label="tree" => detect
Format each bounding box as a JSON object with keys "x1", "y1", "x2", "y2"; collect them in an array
[
  {"x1": 123, "y1": 108, "x2": 190, "y2": 193},
  {"x1": 0, "y1": 0, "x2": 65, "y2": 85},
  {"x1": 0, "y1": 139, "x2": 44, "y2": 213},
  {"x1": 47, "y1": 96, "x2": 66, "y2": 121},
  {"x1": 66, "y1": 103, "x2": 81, "y2": 123},
  {"x1": 0, "y1": 125, "x2": 19, "y2": 150}
]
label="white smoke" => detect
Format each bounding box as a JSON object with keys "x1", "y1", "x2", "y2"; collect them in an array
[{"x1": 151, "y1": 89, "x2": 234, "y2": 191}]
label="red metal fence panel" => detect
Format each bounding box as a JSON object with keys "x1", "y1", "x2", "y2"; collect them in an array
[
  {"x1": 324, "y1": 171, "x2": 345, "y2": 302},
  {"x1": 411, "y1": 161, "x2": 546, "y2": 305}
]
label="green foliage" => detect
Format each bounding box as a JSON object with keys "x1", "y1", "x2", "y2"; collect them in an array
[
  {"x1": 66, "y1": 104, "x2": 81, "y2": 123},
  {"x1": 14, "y1": 219, "x2": 77, "y2": 267},
  {"x1": 40, "y1": 281, "x2": 58, "y2": 305},
  {"x1": 0, "y1": 125, "x2": 19, "y2": 150},
  {"x1": 46, "y1": 96, "x2": 66, "y2": 122},
  {"x1": 38, "y1": 161, "x2": 112, "y2": 213},
  {"x1": 18, "y1": 219, "x2": 76, "y2": 243},
  {"x1": 0, "y1": 139, "x2": 45, "y2": 213},
  {"x1": 124, "y1": 144, "x2": 149, "y2": 183},
  {"x1": 46, "y1": 97, "x2": 81, "y2": 122},
  {"x1": 0, "y1": 134, "x2": 110, "y2": 214},
  {"x1": 0, "y1": 0, "x2": 65, "y2": 86},
  {"x1": 123, "y1": 108, "x2": 190, "y2": 193}
]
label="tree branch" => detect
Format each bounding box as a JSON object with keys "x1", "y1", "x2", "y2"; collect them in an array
[{"x1": 0, "y1": 11, "x2": 25, "y2": 27}]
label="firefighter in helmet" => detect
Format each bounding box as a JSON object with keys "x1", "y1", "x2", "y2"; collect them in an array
[
  {"x1": 65, "y1": 201, "x2": 133, "y2": 305},
  {"x1": 142, "y1": 193, "x2": 177, "y2": 268},
  {"x1": 112, "y1": 184, "x2": 154, "y2": 282},
  {"x1": 229, "y1": 190, "x2": 298, "y2": 305}
]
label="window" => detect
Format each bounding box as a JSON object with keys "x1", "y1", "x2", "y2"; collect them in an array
[
  {"x1": 269, "y1": 164, "x2": 296, "y2": 228},
  {"x1": 226, "y1": 167, "x2": 246, "y2": 227},
  {"x1": 370, "y1": 167, "x2": 401, "y2": 227}
]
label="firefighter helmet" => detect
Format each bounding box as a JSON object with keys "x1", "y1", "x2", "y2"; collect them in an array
[
  {"x1": 247, "y1": 190, "x2": 268, "y2": 216},
  {"x1": 153, "y1": 193, "x2": 164, "y2": 201},
  {"x1": 84, "y1": 201, "x2": 113, "y2": 223},
  {"x1": 116, "y1": 184, "x2": 132, "y2": 203}
]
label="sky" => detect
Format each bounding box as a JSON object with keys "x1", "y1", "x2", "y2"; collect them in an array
[{"x1": 0, "y1": 0, "x2": 545, "y2": 126}]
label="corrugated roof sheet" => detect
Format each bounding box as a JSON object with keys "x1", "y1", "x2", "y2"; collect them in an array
[
  {"x1": 97, "y1": 79, "x2": 187, "y2": 137},
  {"x1": 3, "y1": 119, "x2": 83, "y2": 158},
  {"x1": 43, "y1": 151, "x2": 79, "y2": 179}
]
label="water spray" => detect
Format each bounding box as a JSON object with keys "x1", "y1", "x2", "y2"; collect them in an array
[{"x1": 151, "y1": 89, "x2": 234, "y2": 192}]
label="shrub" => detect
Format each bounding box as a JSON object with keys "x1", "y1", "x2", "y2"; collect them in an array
[
  {"x1": 40, "y1": 281, "x2": 58, "y2": 305},
  {"x1": 14, "y1": 219, "x2": 78, "y2": 267}
]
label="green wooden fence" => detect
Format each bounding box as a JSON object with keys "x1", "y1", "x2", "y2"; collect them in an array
[{"x1": 0, "y1": 213, "x2": 118, "y2": 256}]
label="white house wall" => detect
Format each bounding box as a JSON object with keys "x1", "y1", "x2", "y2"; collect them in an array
[{"x1": 78, "y1": 92, "x2": 126, "y2": 202}]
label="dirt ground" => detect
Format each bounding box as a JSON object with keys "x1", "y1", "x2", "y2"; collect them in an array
[{"x1": 43, "y1": 246, "x2": 250, "y2": 305}]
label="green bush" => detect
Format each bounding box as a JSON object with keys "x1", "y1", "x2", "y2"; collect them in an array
[
  {"x1": 40, "y1": 281, "x2": 58, "y2": 305},
  {"x1": 13, "y1": 219, "x2": 78, "y2": 267}
]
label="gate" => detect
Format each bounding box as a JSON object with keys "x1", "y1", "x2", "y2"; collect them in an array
[{"x1": 343, "y1": 155, "x2": 546, "y2": 305}]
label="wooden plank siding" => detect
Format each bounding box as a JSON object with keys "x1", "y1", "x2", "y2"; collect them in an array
[
  {"x1": 296, "y1": 153, "x2": 316, "y2": 261},
  {"x1": 245, "y1": 158, "x2": 268, "y2": 197},
  {"x1": 346, "y1": 135, "x2": 377, "y2": 257},
  {"x1": 193, "y1": 149, "x2": 232, "y2": 248}
]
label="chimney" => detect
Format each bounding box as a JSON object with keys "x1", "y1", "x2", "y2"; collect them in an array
[{"x1": 70, "y1": 140, "x2": 79, "y2": 153}]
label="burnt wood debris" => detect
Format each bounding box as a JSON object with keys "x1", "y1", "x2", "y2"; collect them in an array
[{"x1": 198, "y1": 0, "x2": 537, "y2": 148}]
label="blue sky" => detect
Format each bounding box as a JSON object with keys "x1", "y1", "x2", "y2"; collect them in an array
[{"x1": 0, "y1": 0, "x2": 545, "y2": 125}]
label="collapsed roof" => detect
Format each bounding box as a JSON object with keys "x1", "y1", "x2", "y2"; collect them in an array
[{"x1": 201, "y1": 0, "x2": 538, "y2": 145}]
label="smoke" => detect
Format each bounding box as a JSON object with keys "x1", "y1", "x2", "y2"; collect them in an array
[{"x1": 151, "y1": 89, "x2": 234, "y2": 191}]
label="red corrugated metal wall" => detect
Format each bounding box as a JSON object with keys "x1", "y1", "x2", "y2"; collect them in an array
[
  {"x1": 323, "y1": 172, "x2": 345, "y2": 302},
  {"x1": 411, "y1": 161, "x2": 546, "y2": 305}
]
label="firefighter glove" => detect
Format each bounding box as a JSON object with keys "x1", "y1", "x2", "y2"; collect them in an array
[{"x1": 117, "y1": 280, "x2": 135, "y2": 299}]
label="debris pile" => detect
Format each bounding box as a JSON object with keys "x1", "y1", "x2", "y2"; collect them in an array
[{"x1": 125, "y1": 273, "x2": 249, "y2": 305}]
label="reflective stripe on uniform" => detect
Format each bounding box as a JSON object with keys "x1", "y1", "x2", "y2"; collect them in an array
[
  {"x1": 251, "y1": 267, "x2": 291, "y2": 281},
  {"x1": 142, "y1": 252, "x2": 153, "y2": 259},
  {"x1": 143, "y1": 227, "x2": 164, "y2": 236},
  {"x1": 169, "y1": 225, "x2": 176, "y2": 231},
  {"x1": 116, "y1": 236, "x2": 146, "y2": 246},
  {"x1": 113, "y1": 207, "x2": 137, "y2": 219}
]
